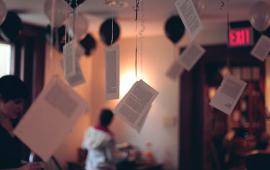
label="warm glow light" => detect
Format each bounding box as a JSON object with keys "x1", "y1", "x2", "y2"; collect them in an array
[
  {"x1": 120, "y1": 70, "x2": 137, "y2": 98},
  {"x1": 119, "y1": 69, "x2": 150, "y2": 98},
  {"x1": 208, "y1": 87, "x2": 217, "y2": 99}
]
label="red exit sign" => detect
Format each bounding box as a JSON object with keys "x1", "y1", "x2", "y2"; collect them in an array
[{"x1": 229, "y1": 27, "x2": 253, "y2": 47}]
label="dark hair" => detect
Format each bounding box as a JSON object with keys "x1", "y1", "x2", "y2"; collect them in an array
[
  {"x1": 0, "y1": 75, "x2": 29, "y2": 102},
  {"x1": 99, "y1": 109, "x2": 114, "y2": 127}
]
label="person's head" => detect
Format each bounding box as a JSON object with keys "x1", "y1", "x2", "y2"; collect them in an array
[
  {"x1": 0, "y1": 75, "x2": 29, "y2": 119},
  {"x1": 99, "y1": 109, "x2": 114, "y2": 127}
]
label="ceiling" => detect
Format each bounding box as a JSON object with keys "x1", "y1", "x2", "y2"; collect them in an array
[{"x1": 3, "y1": 0, "x2": 270, "y2": 37}]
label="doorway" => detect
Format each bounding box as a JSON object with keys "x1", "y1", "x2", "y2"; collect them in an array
[{"x1": 179, "y1": 45, "x2": 265, "y2": 170}]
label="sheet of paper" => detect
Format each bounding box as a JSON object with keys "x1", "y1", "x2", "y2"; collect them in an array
[
  {"x1": 114, "y1": 80, "x2": 158, "y2": 131},
  {"x1": 166, "y1": 59, "x2": 185, "y2": 80},
  {"x1": 251, "y1": 35, "x2": 270, "y2": 61},
  {"x1": 105, "y1": 45, "x2": 120, "y2": 100},
  {"x1": 63, "y1": 41, "x2": 84, "y2": 78},
  {"x1": 210, "y1": 75, "x2": 247, "y2": 115},
  {"x1": 63, "y1": 41, "x2": 76, "y2": 78},
  {"x1": 175, "y1": 0, "x2": 203, "y2": 41},
  {"x1": 14, "y1": 76, "x2": 88, "y2": 161},
  {"x1": 132, "y1": 104, "x2": 151, "y2": 133},
  {"x1": 66, "y1": 61, "x2": 85, "y2": 87},
  {"x1": 60, "y1": 59, "x2": 85, "y2": 87},
  {"x1": 179, "y1": 43, "x2": 205, "y2": 71}
]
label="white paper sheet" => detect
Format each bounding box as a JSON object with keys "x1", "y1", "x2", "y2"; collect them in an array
[
  {"x1": 105, "y1": 45, "x2": 120, "y2": 100},
  {"x1": 132, "y1": 104, "x2": 151, "y2": 133},
  {"x1": 14, "y1": 76, "x2": 88, "y2": 161},
  {"x1": 63, "y1": 40, "x2": 84, "y2": 78},
  {"x1": 179, "y1": 43, "x2": 205, "y2": 71},
  {"x1": 114, "y1": 80, "x2": 158, "y2": 132},
  {"x1": 60, "y1": 59, "x2": 85, "y2": 87},
  {"x1": 166, "y1": 59, "x2": 184, "y2": 80},
  {"x1": 210, "y1": 75, "x2": 247, "y2": 115},
  {"x1": 66, "y1": 61, "x2": 85, "y2": 87},
  {"x1": 175, "y1": 0, "x2": 203, "y2": 41},
  {"x1": 251, "y1": 35, "x2": 270, "y2": 61}
]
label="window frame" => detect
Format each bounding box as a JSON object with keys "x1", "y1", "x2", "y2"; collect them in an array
[{"x1": 0, "y1": 40, "x2": 14, "y2": 76}]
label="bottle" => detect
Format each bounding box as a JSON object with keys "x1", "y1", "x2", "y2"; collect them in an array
[{"x1": 143, "y1": 142, "x2": 154, "y2": 165}]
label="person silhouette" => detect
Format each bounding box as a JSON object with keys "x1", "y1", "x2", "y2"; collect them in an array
[
  {"x1": 0, "y1": 75, "x2": 45, "y2": 170},
  {"x1": 81, "y1": 109, "x2": 116, "y2": 170}
]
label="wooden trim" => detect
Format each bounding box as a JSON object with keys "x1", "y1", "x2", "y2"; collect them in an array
[
  {"x1": 10, "y1": 23, "x2": 46, "y2": 101},
  {"x1": 180, "y1": 59, "x2": 205, "y2": 170}
]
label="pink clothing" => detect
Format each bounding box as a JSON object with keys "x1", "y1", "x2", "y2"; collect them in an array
[{"x1": 94, "y1": 124, "x2": 113, "y2": 136}]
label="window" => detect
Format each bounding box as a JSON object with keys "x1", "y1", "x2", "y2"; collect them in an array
[{"x1": 0, "y1": 42, "x2": 12, "y2": 77}]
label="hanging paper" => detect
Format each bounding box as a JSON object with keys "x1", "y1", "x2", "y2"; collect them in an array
[
  {"x1": 63, "y1": 41, "x2": 76, "y2": 78},
  {"x1": 67, "y1": 62, "x2": 85, "y2": 87},
  {"x1": 60, "y1": 58, "x2": 85, "y2": 87},
  {"x1": 210, "y1": 75, "x2": 247, "y2": 115},
  {"x1": 179, "y1": 43, "x2": 205, "y2": 71},
  {"x1": 63, "y1": 40, "x2": 84, "y2": 78},
  {"x1": 105, "y1": 45, "x2": 120, "y2": 100},
  {"x1": 166, "y1": 59, "x2": 185, "y2": 80},
  {"x1": 251, "y1": 35, "x2": 270, "y2": 61},
  {"x1": 132, "y1": 104, "x2": 151, "y2": 133},
  {"x1": 66, "y1": 60, "x2": 85, "y2": 87},
  {"x1": 175, "y1": 0, "x2": 203, "y2": 41},
  {"x1": 14, "y1": 76, "x2": 88, "y2": 161},
  {"x1": 114, "y1": 80, "x2": 158, "y2": 132}
]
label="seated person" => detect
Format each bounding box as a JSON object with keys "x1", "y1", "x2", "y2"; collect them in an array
[
  {"x1": 81, "y1": 109, "x2": 115, "y2": 170},
  {"x1": 0, "y1": 75, "x2": 45, "y2": 170}
]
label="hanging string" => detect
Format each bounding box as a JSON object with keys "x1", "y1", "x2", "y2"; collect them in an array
[
  {"x1": 64, "y1": 0, "x2": 73, "y2": 45},
  {"x1": 64, "y1": 21, "x2": 67, "y2": 45},
  {"x1": 65, "y1": 4, "x2": 73, "y2": 44},
  {"x1": 72, "y1": 9, "x2": 76, "y2": 40},
  {"x1": 74, "y1": 0, "x2": 78, "y2": 41},
  {"x1": 173, "y1": 43, "x2": 178, "y2": 59},
  {"x1": 72, "y1": 0, "x2": 77, "y2": 40},
  {"x1": 226, "y1": 0, "x2": 231, "y2": 70},
  {"x1": 71, "y1": 9, "x2": 77, "y2": 62},
  {"x1": 50, "y1": 0, "x2": 56, "y2": 60},
  {"x1": 226, "y1": 0, "x2": 230, "y2": 46},
  {"x1": 134, "y1": 0, "x2": 140, "y2": 79},
  {"x1": 110, "y1": 9, "x2": 114, "y2": 45},
  {"x1": 49, "y1": 0, "x2": 58, "y2": 76},
  {"x1": 139, "y1": 0, "x2": 145, "y2": 79},
  {"x1": 135, "y1": 0, "x2": 139, "y2": 21}
]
